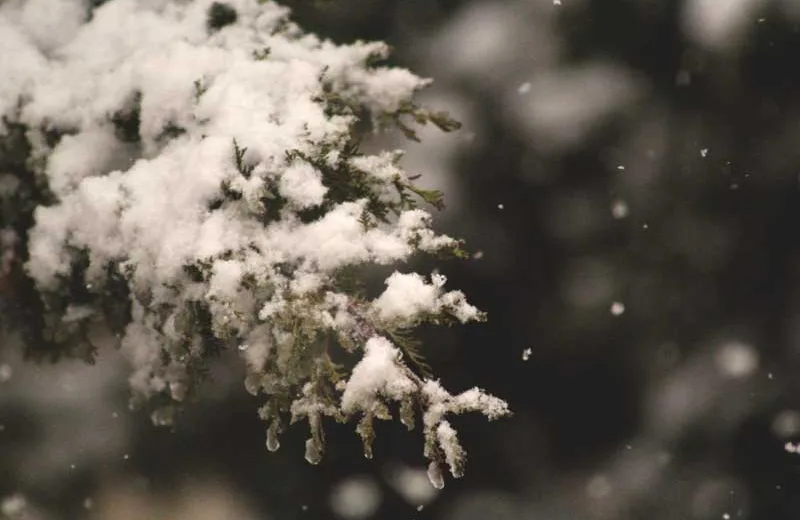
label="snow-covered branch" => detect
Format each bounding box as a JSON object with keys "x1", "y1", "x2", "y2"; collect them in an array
[{"x1": 0, "y1": 0, "x2": 509, "y2": 483}]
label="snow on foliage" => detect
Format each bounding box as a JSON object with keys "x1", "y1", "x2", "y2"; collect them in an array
[{"x1": 0, "y1": 0, "x2": 509, "y2": 481}]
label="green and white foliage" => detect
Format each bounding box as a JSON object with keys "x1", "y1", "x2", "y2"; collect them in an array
[{"x1": 0, "y1": 0, "x2": 509, "y2": 484}]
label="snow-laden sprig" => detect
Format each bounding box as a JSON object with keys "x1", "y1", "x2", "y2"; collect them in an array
[
  {"x1": 340, "y1": 336, "x2": 509, "y2": 483},
  {"x1": 0, "y1": 0, "x2": 509, "y2": 482}
]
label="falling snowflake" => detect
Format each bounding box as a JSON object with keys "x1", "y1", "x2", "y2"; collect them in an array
[
  {"x1": 611, "y1": 199, "x2": 629, "y2": 219},
  {"x1": 0, "y1": 364, "x2": 12, "y2": 383}
]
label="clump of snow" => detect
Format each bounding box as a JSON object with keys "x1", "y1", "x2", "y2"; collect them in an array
[
  {"x1": 373, "y1": 272, "x2": 443, "y2": 322},
  {"x1": 349, "y1": 151, "x2": 406, "y2": 182},
  {"x1": 0, "y1": 16, "x2": 47, "y2": 133},
  {"x1": 2, "y1": 0, "x2": 85, "y2": 52},
  {"x1": 45, "y1": 127, "x2": 129, "y2": 197},
  {"x1": 279, "y1": 161, "x2": 327, "y2": 208},
  {"x1": 341, "y1": 337, "x2": 416, "y2": 414},
  {"x1": 208, "y1": 260, "x2": 245, "y2": 299},
  {"x1": 373, "y1": 271, "x2": 481, "y2": 325}
]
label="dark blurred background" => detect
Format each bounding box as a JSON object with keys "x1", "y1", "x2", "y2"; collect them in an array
[{"x1": 5, "y1": 0, "x2": 800, "y2": 518}]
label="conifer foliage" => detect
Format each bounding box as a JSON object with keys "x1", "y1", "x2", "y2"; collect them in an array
[{"x1": 0, "y1": 0, "x2": 509, "y2": 483}]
